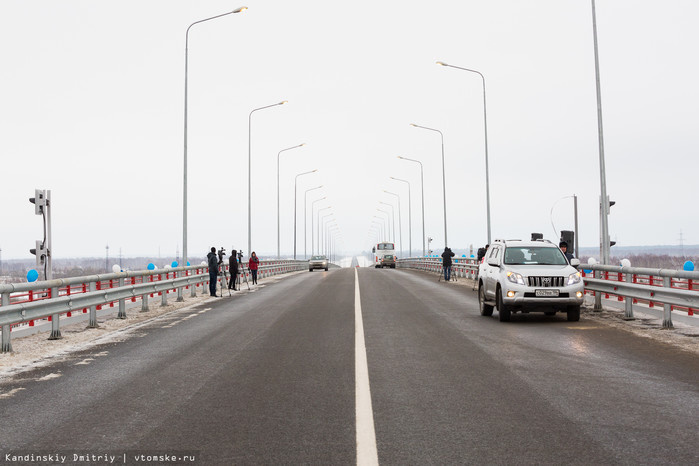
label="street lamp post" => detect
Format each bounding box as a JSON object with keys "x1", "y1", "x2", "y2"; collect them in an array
[
  {"x1": 310, "y1": 197, "x2": 327, "y2": 256},
  {"x1": 384, "y1": 191, "x2": 402, "y2": 258},
  {"x1": 377, "y1": 209, "x2": 392, "y2": 242},
  {"x1": 248, "y1": 100, "x2": 287, "y2": 256},
  {"x1": 372, "y1": 216, "x2": 386, "y2": 242},
  {"x1": 304, "y1": 188, "x2": 323, "y2": 259},
  {"x1": 182, "y1": 6, "x2": 247, "y2": 275},
  {"x1": 398, "y1": 156, "x2": 425, "y2": 256},
  {"x1": 320, "y1": 214, "x2": 333, "y2": 255},
  {"x1": 411, "y1": 123, "x2": 448, "y2": 247},
  {"x1": 317, "y1": 206, "x2": 332, "y2": 255},
  {"x1": 294, "y1": 169, "x2": 317, "y2": 260},
  {"x1": 379, "y1": 201, "x2": 397, "y2": 251},
  {"x1": 277, "y1": 143, "x2": 305, "y2": 258},
  {"x1": 436, "y1": 61, "x2": 491, "y2": 245},
  {"x1": 390, "y1": 177, "x2": 411, "y2": 257}
]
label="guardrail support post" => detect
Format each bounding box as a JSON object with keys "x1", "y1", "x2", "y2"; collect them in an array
[
  {"x1": 190, "y1": 269, "x2": 197, "y2": 298},
  {"x1": 87, "y1": 281, "x2": 99, "y2": 328},
  {"x1": 593, "y1": 269, "x2": 603, "y2": 311},
  {"x1": 161, "y1": 274, "x2": 168, "y2": 307},
  {"x1": 117, "y1": 277, "x2": 127, "y2": 319},
  {"x1": 1, "y1": 292, "x2": 11, "y2": 353},
  {"x1": 48, "y1": 285, "x2": 62, "y2": 339},
  {"x1": 662, "y1": 276, "x2": 673, "y2": 329},
  {"x1": 623, "y1": 272, "x2": 635, "y2": 320},
  {"x1": 176, "y1": 270, "x2": 184, "y2": 302}
]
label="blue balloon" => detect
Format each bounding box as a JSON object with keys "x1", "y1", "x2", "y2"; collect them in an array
[
  {"x1": 27, "y1": 269, "x2": 39, "y2": 282},
  {"x1": 583, "y1": 269, "x2": 592, "y2": 274},
  {"x1": 186, "y1": 261, "x2": 190, "y2": 266},
  {"x1": 171, "y1": 261, "x2": 178, "y2": 268},
  {"x1": 683, "y1": 261, "x2": 695, "y2": 271},
  {"x1": 147, "y1": 263, "x2": 155, "y2": 270},
  {"x1": 470, "y1": 254, "x2": 475, "y2": 258}
]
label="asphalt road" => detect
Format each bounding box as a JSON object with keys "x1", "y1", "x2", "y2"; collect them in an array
[{"x1": 1, "y1": 267, "x2": 697, "y2": 465}]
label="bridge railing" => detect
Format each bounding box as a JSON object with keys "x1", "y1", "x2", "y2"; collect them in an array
[
  {"x1": 579, "y1": 263, "x2": 699, "y2": 328},
  {"x1": 396, "y1": 257, "x2": 480, "y2": 280},
  {"x1": 0, "y1": 260, "x2": 307, "y2": 353}
]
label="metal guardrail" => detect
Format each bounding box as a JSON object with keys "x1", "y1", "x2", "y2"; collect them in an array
[
  {"x1": 0, "y1": 260, "x2": 307, "y2": 352},
  {"x1": 579, "y1": 263, "x2": 699, "y2": 328},
  {"x1": 397, "y1": 257, "x2": 480, "y2": 279}
]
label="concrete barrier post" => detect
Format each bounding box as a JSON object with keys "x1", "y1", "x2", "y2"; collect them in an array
[
  {"x1": 624, "y1": 272, "x2": 634, "y2": 320},
  {"x1": 1, "y1": 292, "x2": 11, "y2": 353},
  {"x1": 117, "y1": 277, "x2": 127, "y2": 319}
]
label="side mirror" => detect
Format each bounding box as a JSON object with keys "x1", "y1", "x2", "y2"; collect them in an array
[
  {"x1": 570, "y1": 258, "x2": 580, "y2": 267},
  {"x1": 487, "y1": 257, "x2": 499, "y2": 267}
]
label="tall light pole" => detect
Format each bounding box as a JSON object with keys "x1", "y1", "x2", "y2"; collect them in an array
[
  {"x1": 373, "y1": 216, "x2": 387, "y2": 242},
  {"x1": 379, "y1": 202, "x2": 396, "y2": 246},
  {"x1": 436, "y1": 61, "x2": 491, "y2": 245},
  {"x1": 411, "y1": 123, "x2": 448, "y2": 247},
  {"x1": 248, "y1": 100, "x2": 287, "y2": 256},
  {"x1": 384, "y1": 191, "x2": 402, "y2": 258},
  {"x1": 183, "y1": 6, "x2": 247, "y2": 269},
  {"x1": 277, "y1": 143, "x2": 306, "y2": 258},
  {"x1": 316, "y1": 206, "x2": 332, "y2": 255},
  {"x1": 390, "y1": 177, "x2": 411, "y2": 257},
  {"x1": 398, "y1": 156, "x2": 425, "y2": 256},
  {"x1": 590, "y1": 0, "x2": 610, "y2": 266},
  {"x1": 377, "y1": 209, "x2": 392, "y2": 242},
  {"x1": 304, "y1": 188, "x2": 323, "y2": 259},
  {"x1": 320, "y1": 214, "x2": 333, "y2": 255},
  {"x1": 310, "y1": 197, "x2": 327, "y2": 257},
  {"x1": 294, "y1": 169, "x2": 317, "y2": 259}
]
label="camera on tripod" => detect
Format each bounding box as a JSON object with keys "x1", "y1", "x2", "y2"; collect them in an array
[
  {"x1": 237, "y1": 250, "x2": 244, "y2": 262},
  {"x1": 217, "y1": 247, "x2": 226, "y2": 264}
]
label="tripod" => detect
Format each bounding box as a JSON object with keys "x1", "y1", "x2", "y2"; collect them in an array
[
  {"x1": 218, "y1": 262, "x2": 232, "y2": 297},
  {"x1": 236, "y1": 256, "x2": 250, "y2": 291},
  {"x1": 438, "y1": 265, "x2": 458, "y2": 283}
]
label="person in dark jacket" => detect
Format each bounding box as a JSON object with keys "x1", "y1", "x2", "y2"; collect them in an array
[
  {"x1": 249, "y1": 252, "x2": 260, "y2": 285},
  {"x1": 228, "y1": 249, "x2": 239, "y2": 290},
  {"x1": 559, "y1": 241, "x2": 575, "y2": 263},
  {"x1": 207, "y1": 247, "x2": 218, "y2": 296},
  {"x1": 441, "y1": 247, "x2": 455, "y2": 281}
]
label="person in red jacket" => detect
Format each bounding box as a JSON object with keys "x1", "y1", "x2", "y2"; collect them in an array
[{"x1": 248, "y1": 252, "x2": 260, "y2": 285}]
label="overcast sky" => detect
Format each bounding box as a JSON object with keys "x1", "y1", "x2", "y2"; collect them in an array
[{"x1": 1, "y1": 0, "x2": 697, "y2": 261}]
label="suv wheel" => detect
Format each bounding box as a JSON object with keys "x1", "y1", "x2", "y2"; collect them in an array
[
  {"x1": 567, "y1": 305, "x2": 581, "y2": 322},
  {"x1": 497, "y1": 288, "x2": 511, "y2": 322},
  {"x1": 479, "y1": 284, "x2": 494, "y2": 316}
]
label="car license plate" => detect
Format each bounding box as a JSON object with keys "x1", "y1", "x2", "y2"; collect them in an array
[{"x1": 535, "y1": 289, "x2": 559, "y2": 297}]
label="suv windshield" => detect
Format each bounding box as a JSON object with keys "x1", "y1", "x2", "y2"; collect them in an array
[
  {"x1": 504, "y1": 246, "x2": 567, "y2": 265},
  {"x1": 311, "y1": 256, "x2": 326, "y2": 260}
]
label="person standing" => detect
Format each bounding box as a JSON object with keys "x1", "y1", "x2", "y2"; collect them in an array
[
  {"x1": 207, "y1": 247, "x2": 218, "y2": 297},
  {"x1": 249, "y1": 252, "x2": 259, "y2": 285},
  {"x1": 559, "y1": 241, "x2": 575, "y2": 263},
  {"x1": 229, "y1": 249, "x2": 239, "y2": 291},
  {"x1": 441, "y1": 246, "x2": 455, "y2": 282}
]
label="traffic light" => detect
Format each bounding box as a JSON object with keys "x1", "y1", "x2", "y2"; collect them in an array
[
  {"x1": 610, "y1": 240, "x2": 617, "y2": 247},
  {"x1": 607, "y1": 197, "x2": 615, "y2": 247},
  {"x1": 30, "y1": 240, "x2": 46, "y2": 269},
  {"x1": 29, "y1": 189, "x2": 47, "y2": 215}
]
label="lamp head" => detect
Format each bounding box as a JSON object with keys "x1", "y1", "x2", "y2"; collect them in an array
[
  {"x1": 279, "y1": 100, "x2": 288, "y2": 105},
  {"x1": 410, "y1": 123, "x2": 417, "y2": 127},
  {"x1": 233, "y1": 7, "x2": 248, "y2": 13},
  {"x1": 436, "y1": 61, "x2": 447, "y2": 66}
]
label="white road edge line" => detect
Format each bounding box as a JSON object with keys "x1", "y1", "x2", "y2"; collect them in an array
[{"x1": 355, "y1": 268, "x2": 379, "y2": 466}]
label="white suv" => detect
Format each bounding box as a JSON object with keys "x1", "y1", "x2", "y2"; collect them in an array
[{"x1": 478, "y1": 239, "x2": 584, "y2": 322}]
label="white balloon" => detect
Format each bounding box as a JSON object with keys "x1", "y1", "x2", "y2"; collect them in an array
[
  {"x1": 587, "y1": 257, "x2": 597, "y2": 265},
  {"x1": 112, "y1": 264, "x2": 121, "y2": 273},
  {"x1": 164, "y1": 265, "x2": 171, "y2": 269},
  {"x1": 620, "y1": 258, "x2": 631, "y2": 267},
  {"x1": 201, "y1": 261, "x2": 207, "y2": 266}
]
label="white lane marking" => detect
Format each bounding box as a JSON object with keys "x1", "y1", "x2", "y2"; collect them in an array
[
  {"x1": 355, "y1": 268, "x2": 379, "y2": 465},
  {"x1": 37, "y1": 372, "x2": 62, "y2": 380},
  {"x1": 0, "y1": 388, "x2": 25, "y2": 399}
]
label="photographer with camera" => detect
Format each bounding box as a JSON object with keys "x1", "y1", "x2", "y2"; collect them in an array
[
  {"x1": 206, "y1": 247, "x2": 219, "y2": 297},
  {"x1": 441, "y1": 246, "x2": 455, "y2": 282},
  {"x1": 229, "y1": 249, "x2": 239, "y2": 291}
]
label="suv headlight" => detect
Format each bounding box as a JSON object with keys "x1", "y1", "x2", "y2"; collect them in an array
[
  {"x1": 567, "y1": 272, "x2": 581, "y2": 286},
  {"x1": 506, "y1": 271, "x2": 525, "y2": 285}
]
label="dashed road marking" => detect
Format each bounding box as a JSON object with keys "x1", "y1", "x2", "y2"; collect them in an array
[{"x1": 0, "y1": 388, "x2": 26, "y2": 399}]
